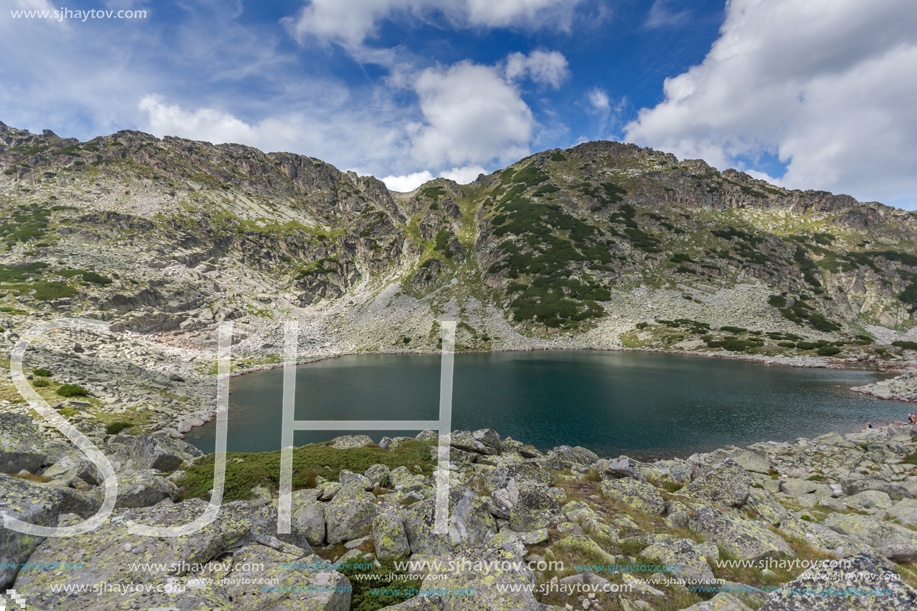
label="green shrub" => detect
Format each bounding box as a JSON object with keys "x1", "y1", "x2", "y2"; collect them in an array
[
  {"x1": 105, "y1": 422, "x2": 134, "y2": 435},
  {"x1": 81, "y1": 271, "x2": 112, "y2": 285},
  {"x1": 532, "y1": 184, "x2": 560, "y2": 197},
  {"x1": 339, "y1": 558, "x2": 414, "y2": 611},
  {"x1": 768, "y1": 295, "x2": 787, "y2": 308},
  {"x1": 421, "y1": 185, "x2": 446, "y2": 201},
  {"x1": 32, "y1": 378, "x2": 50, "y2": 387},
  {"x1": 512, "y1": 164, "x2": 549, "y2": 187},
  {"x1": 56, "y1": 384, "x2": 89, "y2": 397},
  {"x1": 892, "y1": 341, "x2": 917, "y2": 350},
  {"x1": 816, "y1": 346, "x2": 842, "y2": 357},
  {"x1": 721, "y1": 339, "x2": 753, "y2": 352},
  {"x1": 433, "y1": 228, "x2": 453, "y2": 259},
  {"x1": 33, "y1": 368, "x2": 53, "y2": 377}
]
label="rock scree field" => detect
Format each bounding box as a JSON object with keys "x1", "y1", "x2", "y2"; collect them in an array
[{"x1": 3, "y1": 414, "x2": 917, "y2": 610}]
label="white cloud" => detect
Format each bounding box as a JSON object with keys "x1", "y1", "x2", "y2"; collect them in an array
[
  {"x1": 284, "y1": 0, "x2": 580, "y2": 47},
  {"x1": 464, "y1": 0, "x2": 578, "y2": 28},
  {"x1": 505, "y1": 50, "x2": 570, "y2": 89},
  {"x1": 411, "y1": 60, "x2": 534, "y2": 167},
  {"x1": 382, "y1": 164, "x2": 487, "y2": 191},
  {"x1": 588, "y1": 88, "x2": 610, "y2": 112},
  {"x1": 137, "y1": 93, "x2": 414, "y2": 180},
  {"x1": 382, "y1": 170, "x2": 434, "y2": 192},
  {"x1": 284, "y1": 0, "x2": 416, "y2": 48},
  {"x1": 139, "y1": 95, "x2": 255, "y2": 144},
  {"x1": 441, "y1": 165, "x2": 486, "y2": 184},
  {"x1": 644, "y1": 0, "x2": 690, "y2": 29},
  {"x1": 625, "y1": 0, "x2": 917, "y2": 205}
]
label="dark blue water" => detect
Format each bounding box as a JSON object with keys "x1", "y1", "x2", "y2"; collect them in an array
[{"x1": 184, "y1": 350, "x2": 899, "y2": 459}]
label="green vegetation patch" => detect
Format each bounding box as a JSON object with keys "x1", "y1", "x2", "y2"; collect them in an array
[
  {"x1": 182, "y1": 439, "x2": 435, "y2": 502},
  {"x1": 56, "y1": 383, "x2": 89, "y2": 397},
  {"x1": 433, "y1": 228, "x2": 454, "y2": 259},
  {"x1": 532, "y1": 184, "x2": 561, "y2": 198},
  {"x1": 711, "y1": 226, "x2": 771, "y2": 265},
  {"x1": 768, "y1": 294, "x2": 841, "y2": 332},
  {"x1": 899, "y1": 275, "x2": 917, "y2": 312},
  {"x1": 421, "y1": 185, "x2": 447, "y2": 202},
  {"x1": 0, "y1": 262, "x2": 49, "y2": 282},
  {"x1": 297, "y1": 257, "x2": 339, "y2": 278},
  {"x1": 488, "y1": 194, "x2": 615, "y2": 328},
  {"x1": 607, "y1": 204, "x2": 660, "y2": 252},
  {"x1": 794, "y1": 246, "x2": 823, "y2": 290},
  {"x1": 339, "y1": 558, "x2": 414, "y2": 611},
  {"x1": 105, "y1": 421, "x2": 134, "y2": 435},
  {"x1": 26, "y1": 282, "x2": 78, "y2": 301},
  {"x1": 0, "y1": 205, "x2": 52, "y2": 244},
  {"x1": 81, "y1": 271, "x2": 113, "y2": 285}
]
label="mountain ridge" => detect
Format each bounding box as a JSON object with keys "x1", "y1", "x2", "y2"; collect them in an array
[{"x1": 3, "y1": 121, "x2": 917, "y2": 431}]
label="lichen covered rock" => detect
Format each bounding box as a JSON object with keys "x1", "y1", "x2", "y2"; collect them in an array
[
  {"x1": 760, "y1": 554, "x2": 917, "y2": 610},
  {"x1": 600, "y1": 477, "x2": 665, "y2": 515},
  {"x1": 374, "y1": 508, "x2": 410, "y2": 559},
  {"x1": 682, "y1": 459, "x2": 751, "y2": 508},
  {"x1": 689, "y1": 505, "x2": 793, "y2": 562},
  {"x1": 0, "y1": 412, "x2": 48, "y2": 474},
  {"x1": 0, "y1": 474, "x2": 64, "y2": 589},
  {"x1": 642, "y1": 538, "x2": 718, "y2": 585},
  {"x1": 324, "y1": 484, "x2": 378, "y2": 545}
]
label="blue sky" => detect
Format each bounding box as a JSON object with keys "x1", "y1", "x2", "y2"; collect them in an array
[{"x1": 1, "y1": 0, "x2": 916, "y2": 208}]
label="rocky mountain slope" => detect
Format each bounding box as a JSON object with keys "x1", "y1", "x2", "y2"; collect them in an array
[{"x1": 2, "y1": 120, "x2": 917, "y2": 431}]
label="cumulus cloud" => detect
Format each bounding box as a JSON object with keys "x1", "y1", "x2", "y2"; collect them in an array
[
  {"x1": 284, "y1": 0, "x2": 580, "y2": 47},
  {"x1": 137, "y1": 94, "x2": 411, "y2": 179},
  {"x1": 411, "y1": 60, "x2": 534, "y2": 167},
  {"x1": 625, "y1": 0, "x2": 917, "y2": 205},
  {"x1": 382, "y1": 164, "x2": 486, "y2": 191},
  {"x1": 505, "y1": 50, "x2": 570, "y2": 89},
  {"x1": 139, "y1": 96, "x2": 255, "y2": 145},
  {"x1": 381, "y1": 170, "x2": 434, "y2": 192},
  {"x1": 441, "y1": 165, "x2": 487, "y2": 184},
  {"x1": 588, "y1": 88, "x2": 610, "y2": 112}
]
